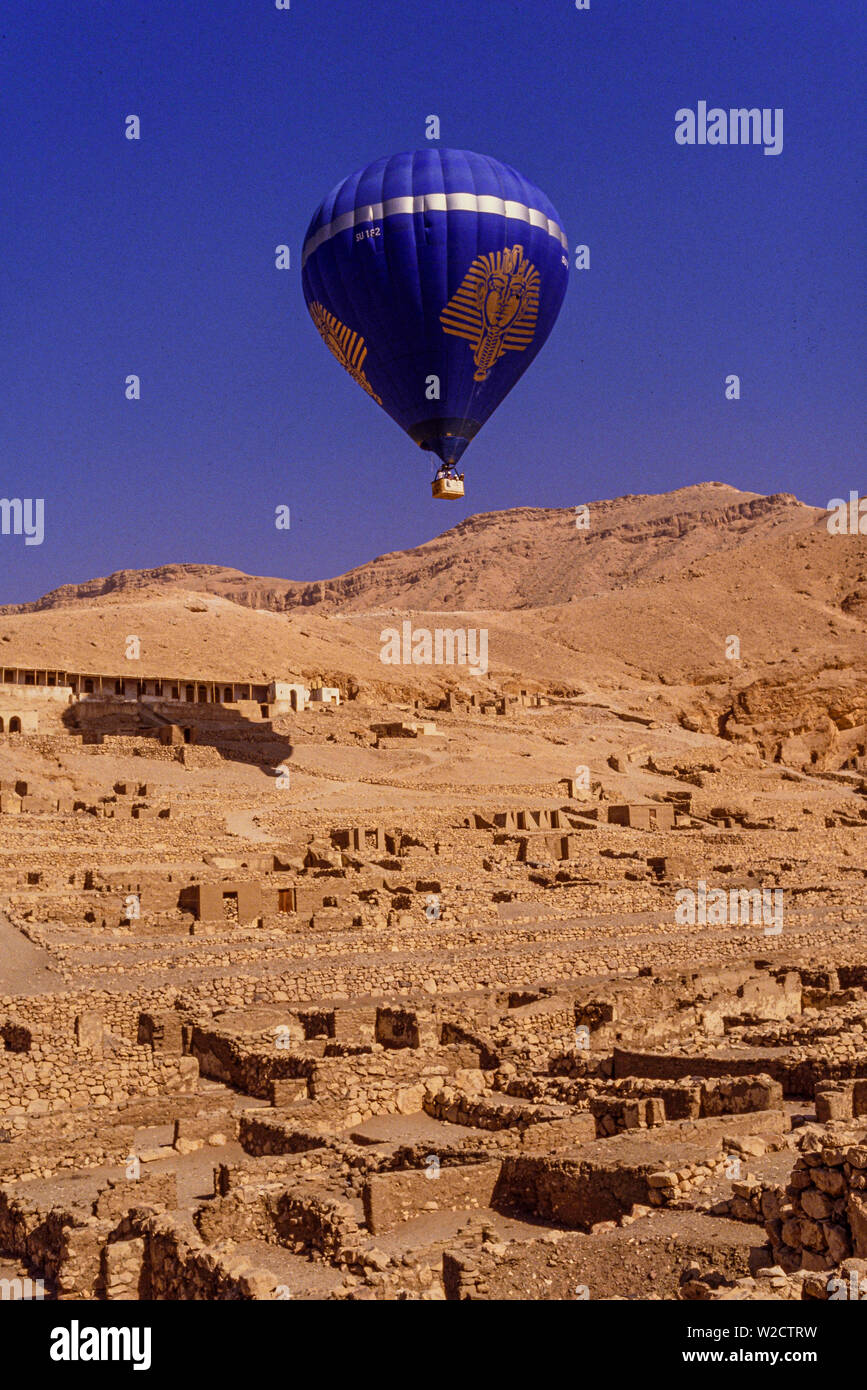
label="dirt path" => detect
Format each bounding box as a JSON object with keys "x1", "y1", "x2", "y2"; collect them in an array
[
  {"x1": 225, "y1": 809, "x2": 274, "y2": 843},
  {"x1": 0, "y1": 909, "x2": 62, "y2": 994}
]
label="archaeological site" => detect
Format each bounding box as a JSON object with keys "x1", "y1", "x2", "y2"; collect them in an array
[{"x1": 0, "y1": 486, "x2": 865, "y2": 1322}]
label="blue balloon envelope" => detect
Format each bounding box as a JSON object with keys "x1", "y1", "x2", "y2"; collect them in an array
[{"x1": 301, "y1": 149, "x2": 569, "y2": 470}]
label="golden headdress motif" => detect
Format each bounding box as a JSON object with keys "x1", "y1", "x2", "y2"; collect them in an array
[{"x1": 308, "y1": 302, "x2": 382, "y2": 404}]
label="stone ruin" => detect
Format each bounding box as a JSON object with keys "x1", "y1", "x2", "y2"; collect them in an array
[{"x1": 1, "y1": 683, "x2": 867, "y2": 1304}]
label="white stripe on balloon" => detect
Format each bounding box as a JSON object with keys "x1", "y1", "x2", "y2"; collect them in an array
[{"x1": 302, "y1": 193, "x2": 569, "y2": 267}]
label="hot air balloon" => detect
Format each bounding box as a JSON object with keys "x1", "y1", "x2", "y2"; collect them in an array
[{"x1": 301, "y1": 149, "x2": 569, "y2": 500}]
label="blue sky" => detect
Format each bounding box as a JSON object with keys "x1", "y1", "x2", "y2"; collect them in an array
[{"x1": 1, "y1": 0, "x2": 863, "y2": 603}]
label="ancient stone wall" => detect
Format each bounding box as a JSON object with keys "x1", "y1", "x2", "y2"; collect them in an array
[
  {"x1": 363, "y1": 1161, "x2": 502, "y2": 1234},
  {"x1": 766, "y1": 1127, "x2": 867, "y2": 1270},
  {"x1": 0, "y1": 1048, "x2": 198, "y2": 1117}
]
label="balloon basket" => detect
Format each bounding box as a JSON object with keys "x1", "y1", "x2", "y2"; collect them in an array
[{"x1": 431, "y1": 475, "x2": 465, "y2": 500}]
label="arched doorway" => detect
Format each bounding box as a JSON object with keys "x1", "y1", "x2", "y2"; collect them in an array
[{"x1": 8, "y1": 716, "x2": 21, "y2": 734}]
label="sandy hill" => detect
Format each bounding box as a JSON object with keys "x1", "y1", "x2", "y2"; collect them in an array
[
  {"x1": 0, "y1": 484, "x2": 864, "y2": 762},
  {"x1": 1, "y1": 482, "x2": 833, "y2": 615}
]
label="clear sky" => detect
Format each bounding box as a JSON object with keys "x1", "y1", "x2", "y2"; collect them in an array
[{"x1": 1, "y1": 0, "x2": 863, "y2": 604}]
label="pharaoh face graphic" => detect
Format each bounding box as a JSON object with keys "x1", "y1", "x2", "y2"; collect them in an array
[
  {"x1": 481, "y1": 265, "x2": 526, "y2": 331},
  {"x1": 440, "y1": 245, "x2": 540, "y2": 382}
]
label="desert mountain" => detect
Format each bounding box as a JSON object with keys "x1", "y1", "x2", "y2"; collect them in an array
[
  {"x1": 1, "y1": 482, "x2": 865, "y2": 769},
  {"x1": 1, "y1": 482, "x2": 841, "y2": 616}
]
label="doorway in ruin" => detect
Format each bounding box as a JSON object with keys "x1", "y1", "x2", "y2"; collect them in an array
[
  {"x1": 222, "y1": 892, "x2": 239, "y2": 922},
  {"x1": 278, "y1": 889, "x2": 294, "y2": 914},
  {"x1": 8, "y1": 717, "x2": 21, "y2": 734}
]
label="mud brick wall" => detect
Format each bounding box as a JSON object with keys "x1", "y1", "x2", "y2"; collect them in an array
[
  {"x1": 305, "y1": 1046, "x2": 482, "y2": 1120},
  {"x1": 269, "y1": 1188, "x2": 361, "y2": 1260},
  {"x1": 613, "y1": 1046, "x2": 789, "y2": 1083},
  {"x1": 519, "y1": 1114, "x2": 600, "y2": 1151},
  {"x1": 4, "y1": 1089, "x2": 237, "y2": 1181},
  {"x1": 238, "y1": 1113, "x2": 335, "y2": 1158},
  {"x1": 574, "y1": 970, "x2": 802, "y2": 1047},
  {"x1": 783, "y1": 1054, "x2": 867, "y2": 1097},
  {"x1": 494, "y1": 1116, "x2": 788, "y2": 1226},
  {"x1": 172, "y1": 937, "x2": 689, "y2": 1013},
  {"x1": 52, "y1": 1219, "x2": 113, "y2": 1300},
  {"x1": 443, "y1": 1249, "x2": 489, "y2": 1300},
  {"x1": 643, "y1": 1073, "x2": 782, "y2": 1120},
  {"x1": 767, "y1": 1129, "x2": 867, "y2": 1271},
  {"x1": 94, "y1": 1173, "x2": 178, "y2": 1221},
  {"x1": 213, "y1": 1049, "x2": 485, "y2": 1133},
  {"x1": 330, "y1": 1006, "x2": 377, "y2": 1043},
  {"x1": 215, "y1": 1150, "x2": 334, "y2": 1196},
  {"x1": 194, "y1": 1186, "x2": 273, "y2": 1244},
  {"x1": 0, "y1": 1121, "x2": 138, "y2": 1182},
  {"x1": 815, "y1": 1079, "x2": 867, "y2": 1122},
  {"x1": 719, "y1": 1177, "x2": 786, "y2": 1225},
  {"x1": 136, "y1": 1210, "x2": 281, "y2": 1299},
  {"x1": 189, "y1": 1025, "x2": 315, "y2": 1098},
  {"x1": 0, "y1": 987, "x2": 180, "y2": 1044},
  {"x1": 496, "y1": 1000, "x2": 577, "y2": 1052},
  {"x1": 270, "y1": 1077, "x2": 312, "y2": 1105},
  {"x1": 612, "y1": 1046, "x2": 867, "y2": 1097},
  {"x1": 363, "y1": 1161, "x2": 503, "y2": 1234},
  {"x1": 103, "y1": 1237, "x2": 147, "y2": 1300},
  {"x1": 513, "y1": 1070, "x2": 782, "y2": 1128},
  {"x1": 17, "y1": 883, "x2": 183, "y2": 924},
  {"x1": 0, "y1": 1050, "x2": 198, "y2": 1117},
  {"x1": 440, "y1": 1021, "x2": 499, "y2": 1067},
  {"x1": 196, "y1": 1183, "x2": 360, "y2": 1264},
  {"x1": 495, "y1": 1153, "x2": 653, "y2": 1229},
  {"x1": 423, "y1": 1086, "x2": 574, "y2": 1133},
  {"x1": 0, "y1": 1192, "x2": 111, "y2": 1299},
  {"x1": 589, "y1": 1094, "x2": 668, "y2": 1136},
  {"x1": 646, "y1": 1153, "x2": 735, "y2": 1206},
  {"x1": 699, "y1": 1074, "x2": 784, "y2": 1116}
]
